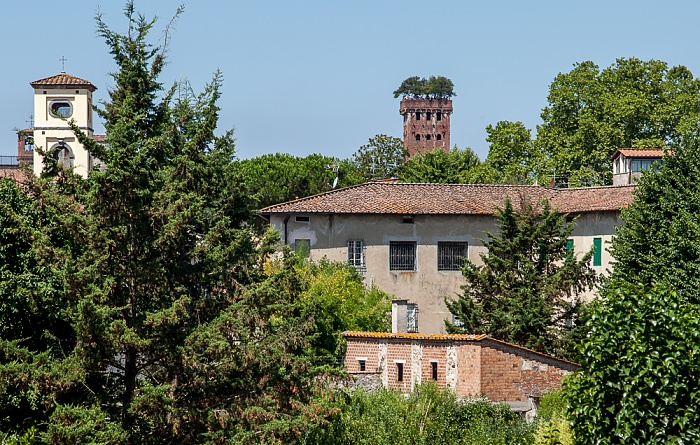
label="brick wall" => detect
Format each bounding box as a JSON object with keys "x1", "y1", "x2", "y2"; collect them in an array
[
  {"x1": 343, "y1": 333, "x2": 578, "y2": 402},
  {"x1": 455, "y1": 342, "x2": 481, "y2": 397},
  {"x1": 479, "y1": 339, "x2": 578, "y2": 401}
]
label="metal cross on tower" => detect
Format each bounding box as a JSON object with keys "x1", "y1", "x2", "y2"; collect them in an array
[
  {"x1": 59, "y1": 56, "x2": 67, "y2": 73},
  {"x1": 26, "y1": 114, "x2": 34, "y2": 128}
]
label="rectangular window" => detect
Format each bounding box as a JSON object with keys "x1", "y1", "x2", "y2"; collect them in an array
[
  {"x1": 347, "y1": 239, "x2": 366, "y2": 274},
  {"x1": 437, "y1": 112, "x2": 442, "y2": 121},
  {"x1": 295, "y1": 216, "x2": 310, "y2": 222},
  {"x1": 359, "y1": 360, "x2": 366, "y2": 371},
  {"x1": 431, "y1": 362, "x2": 438, "y2": 381},
  {"x1": 397, "y1": 362, "x2": 404, "y2": 382},
  {"x1": 390, "y1": 241, "x2": 416, "y2": 271},
  {"x1": 438, "y1": 241, "x2": 468, "y2": 271},
  {"x1": 294, "y1": 239, "x2": 310, "y2": 257},
  {"x1": 593, "y1": 237, "x2": 602, "y2": 266},
  {"x1": 407, "y1": 303, "x2": 418, "y2": 333},
  {"x1": 415, "y1": 112, "x2": 421, "y2": 121},
  {"x1": 426, "y1": 111, "x2": 431, "y2": 120}
]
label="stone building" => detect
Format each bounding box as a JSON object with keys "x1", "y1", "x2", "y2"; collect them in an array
[
  {"x1": 342, "y1": 331, "x2": 578, "y2": 403},
  {"x1": 258, "y1": 182, "x2": 636, "y2": 334},
  {"x1": 611, "y1": 148, "x2": 664, "y2": 185},
  {"x1": 400, "y1": 98, "x2": 452, "y2": 157}
]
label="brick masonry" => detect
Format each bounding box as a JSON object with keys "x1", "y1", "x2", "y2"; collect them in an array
[
  {"x1": 343, "y1": 332, "x2": 578, "y2": 402},
  {"x1": 400, "y1": 98, "x2": 452, "y2": 157}
]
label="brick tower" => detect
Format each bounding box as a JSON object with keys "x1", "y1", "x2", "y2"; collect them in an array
[{"x1": 400, "y1": 98, "x2": 452, "y2": 158}]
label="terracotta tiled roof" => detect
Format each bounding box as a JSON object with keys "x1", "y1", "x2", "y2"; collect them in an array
[
  {"x1": 611, "y1": 148, "x2": 666, "y2": 159},
  {"x1": 342, "y1": 330, "x2": 487, "y2": 341},
  {"x1": 342, "y1": 331, "x2": 580, "y2": 366},
  {"x1": 550, "y1": 185, "x2": 637, "y2": 213},
  {"x1": 93, "y1": 135, "x2": 106, "y2": 143},
  {"x1": 258, "y1": 182, "x2": 635, "y2": 216},
  {"x1": 30, "y1": 73, "x2": 97, "y2": 91}
]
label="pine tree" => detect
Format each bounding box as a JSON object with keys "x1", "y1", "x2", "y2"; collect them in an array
[
  {"x1": 0, "y1": 3, "x2": 332, "y2": 443},
  {"x1": 446, "y1": 198, "x2": 597, "y2": 357}
]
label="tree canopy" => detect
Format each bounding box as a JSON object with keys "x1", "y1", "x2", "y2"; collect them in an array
[
  {"x1": 0, "y1": 4, "x2": 342, "y2": 443},
  {"x1": 393, "y1": 75, "x2": 456, "y2": 99},
  {"x1": 536, "y1": 57, "x2": 700, "y2": 186},
  {"x1": 446, "y1": 198, "x2": 596, "y2": 358},
  {"x1": 351, "y1": 134, "x2": 406, "y2": 181},
  {"x1": 399, "y1": 146, "x2": 480, "y2": 183},
  {"x1": 565, "y1": 133, "x2": 700, "y2": 443}
]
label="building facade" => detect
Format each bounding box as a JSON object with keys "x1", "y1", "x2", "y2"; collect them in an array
[
  {"x1": 611, "y1": 148, "x2": 664, "y2": 185},
  {"x1": 343, "y1": 331, "x2": 578, "y2": 402},
  {"x1": 259, "y1": 182, "x2": 636, "y2": 334},
  {"x1": 30, "y1": 73, "x2": 99, "y2": 178},
  {"x1": 400, "y1": 98, "x2": 452, "y2": 157}
]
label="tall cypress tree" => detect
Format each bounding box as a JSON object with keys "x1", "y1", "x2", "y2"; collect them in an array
[
  {"x1": 0, "y1": 3, "x2": 329, "y2": 443},
  {"x1": 446, "y1": 198, "x2": 597, "y2": 357}
]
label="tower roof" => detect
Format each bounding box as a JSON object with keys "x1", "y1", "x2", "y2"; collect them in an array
[{"x1": 30, "y1": 73, "x2": 97, "y2": 91}]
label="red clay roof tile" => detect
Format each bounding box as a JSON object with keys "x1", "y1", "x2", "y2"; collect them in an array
[
  {"x1": 259, "y1": 182, "x2": 635, "y2": 215},
  {"x1": 30, "y1": 73, "x2": 97, "y2": 91}
]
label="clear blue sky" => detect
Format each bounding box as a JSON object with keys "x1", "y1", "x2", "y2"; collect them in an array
[{"x1": 2, "y1": 0, "x2": 700, "y2": 160}]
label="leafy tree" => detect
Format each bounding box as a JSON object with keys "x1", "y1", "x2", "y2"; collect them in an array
[
  {"x1": 291, "y1": 258, "x2": 391, "y2": 359},
  {"x1": 565, "y1": 134, "x2": 700, "y2": 443},
  {"x1": 236, "y1": 153, "x2": 362, "y2": 230},
  {"x1": 476, "y1": 121, "x2": 543, "y2": 184},
  {"x1": 393, "y1": 76, "x2": 456, "y2": 99},
  {"x1": 565, "y1": 284, "x2": 700, "y2": 444},
  {"x1": 393, "y1": 76, "x2": 425, "y2": 98},
  {"x1": 351, "y1": 134, "x2": 406, "y2": 181},
  {"x1": 536, "y1": 58, "x2": 700, "y2": 186},
  {"x1": 399, "y1": 146, "x2": 480, "y2": 183},
  {"x1": 302, "y1": 384, "x2": 534, "y2": 445},
  {"x1": 446, "y1": 198, "x2": 597, "y2": 357},
  {"x1": 0, "y1": 4, "x2": 333, "y2": 443}
]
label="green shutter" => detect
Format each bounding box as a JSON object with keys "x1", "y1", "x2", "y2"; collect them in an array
[
  {"x1": 566, "y1": 239, "x2": 574, "y2": 259},
  {"x1": 593, "y1": 238, "x2": 602, "y2": 266}
]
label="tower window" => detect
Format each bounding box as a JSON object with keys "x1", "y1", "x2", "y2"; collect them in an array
[
  {"x1": 49, "y1": 100, "x2": 73, "y2": 118},
  {"x1": 426, "y1": 112, "x2": 431, "y2": 120},
  {"x1": 437, "y1": 112, "x2": 442, "y2": 121},
  {"x1": 415, "y1": 112, "x2": 421, "y2": 121},
  {"x1": 437, "y1": 134, "x2": 442, "y2": 141},
  {"x1": 431, "y1": 361, "x2": 438, "y2": 380},
  {"x1": 426, "y1": 134, "x2": 431, "y2": 141},
  {"x1": 415, "y1": 134, "x2": 420, "y2": 141},
  {"x1": 397, "y1": 362, "x2": 404, "y2": 382}
]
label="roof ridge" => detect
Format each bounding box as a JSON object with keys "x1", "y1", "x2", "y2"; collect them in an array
[{"x1": 258, "y1": 181, "x2": 372, "y2": 213}]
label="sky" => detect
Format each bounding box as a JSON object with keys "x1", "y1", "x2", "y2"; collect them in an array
[{"x1": 2, "y1": 0, "x2": 700, "y2": 161}]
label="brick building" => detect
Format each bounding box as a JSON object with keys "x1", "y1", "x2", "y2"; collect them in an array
[
  {"x1": 342, "y1": 331, "x2": 578, "y2": 402},
  {"x1": 400, "y1": 98, "x2": 452, "y2": 157}
]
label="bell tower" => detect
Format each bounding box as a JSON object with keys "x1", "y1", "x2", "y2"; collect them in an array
[
  {"x1": 30, "y1": 73, "x2": 97, "y2": 178},
  {"x1": 400, "y1": 98, "x2": 452, "y2": 158}
]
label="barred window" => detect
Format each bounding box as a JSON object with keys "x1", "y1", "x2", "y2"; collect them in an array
[
  {"x1": 347, "y1": 239, "x2": 366, "y2": 274},
  {"x1": 407, "y1": 303, "x2": 418, "y2": 332},
  {"x1": 390, "y1": 241, "x2": 416, "y2": 271},
  {"x1": 437, "y1": 241, "x2": 468, "y2": 271}
]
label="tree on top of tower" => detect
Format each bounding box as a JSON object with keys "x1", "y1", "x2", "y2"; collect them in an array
[{"x1": 393, "y1": 75, "x2": 455, "y2": 99}]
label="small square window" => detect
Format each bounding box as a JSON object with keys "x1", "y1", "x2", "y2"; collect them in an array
[{"x1": 390, "y1": 241, "x2": 416, "y2": 271}]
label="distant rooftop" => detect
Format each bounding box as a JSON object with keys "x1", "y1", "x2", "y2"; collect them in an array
[{"x1": 30, "y1": 73, "x2": 97, "y2": 92}]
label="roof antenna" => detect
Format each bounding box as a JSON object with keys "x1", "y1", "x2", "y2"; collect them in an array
[
  {"x1": 59, "y1": 56, "x2": 67, "y2": 73},
  {"x1": 327, "y1": 163, "x2": 339, "y2": 189}
]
